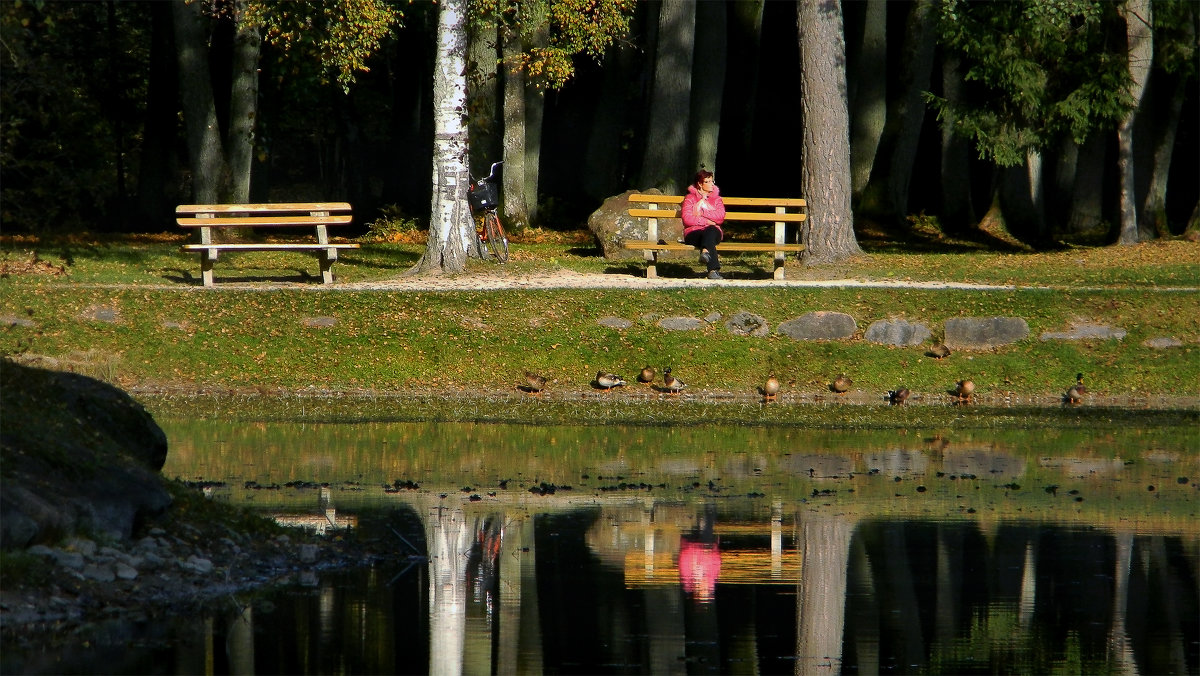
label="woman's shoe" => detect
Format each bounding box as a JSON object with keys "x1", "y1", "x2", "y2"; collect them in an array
[
  {"x1": 699, "y1": 250, "x2": 711, "y2": 265},
  {"x1": 706, "y1": 270, "x2": 723, "y2": 280}
]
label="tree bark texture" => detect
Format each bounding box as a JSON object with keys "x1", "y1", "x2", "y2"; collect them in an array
[
  {"x1": 521, "y1": 1, "x2": 548, "y2": 225},
  {"x1": 639, "y1": 0, "x2": 695, "y2": 193},
  {"x1": 501, "y1": 25, "x2": 529, "y2": 231},
  {"x1": 689, "y1": 0, "x2": 726, "y2": 174},
  {"x1": 794, "y1": 513, "x2": 854, "y2": 676},
  {"x1": 467, "y1": 21, "x2": 501, "y2": 176},
  {"x1": 172, "y1": 0, "x2": 225, "y2": 204},
  {"x1": 848, "y1": 0, "x2": 886, "y2": 198},
  {"x1": 883, "y1": 0, "x2": 935, "y2": 220},
  {"x1": 1068, "y1": 135, "x2": 1107, "y2": 237},
  {"x1": 226, "y1": 0, "x2": 259, "y2": 204},
  {"x1": 1116, "y1": 0, "x2": 1153, "y2": 245},
  {"x1": 939, "y1": 54, "x2": 974, "y2": 229},
  {"x1": 1141, "y1": 73, "x2": 1186, "y2": 238},
  {"x1": 797, "y1": 0, "x2": 860, "y2": 262},
  {"x1": 417, "y1": 0, "x2": 473, "y2": 273}
]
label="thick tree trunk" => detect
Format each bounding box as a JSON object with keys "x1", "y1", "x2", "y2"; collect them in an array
[
  {"x1": 582, "y1": 40, "x2": 637, "y2": 200},
  {"x1": 500, "y1": 26, "x2": 529, "y2": 231},
  {"x1": 1116, "y1": 0, "x2": 1153, "y2": 245},
  {"x1": 225, "y1": 0, "x2": 259, "y2": 204},
  {"x1": 1141, "y1": 74, "x2": 1186, "y2": 238},
  {"x1": 415, "y1": 0, "x2": 473, "y2": 273},
  {"x1": 137, "y1": 1, "x2": 178, "y2": 227},
  {"x1": 173, "y1": 0, "x2": 225, "y2": 204},
  {"x1": 467, "y1": 22, "x2": 501, "y2": 175},
  {"x1": 639, "y1": 0, "x2": 695, "y2": 192},
  {"x1": 521, "y1": 3, "x2": 548, "y2": 225},
  {"x1": 720, "y1": 0, "x2": 763, "y2": 177},
  {"x1": 797, "y1": 0, "x2": 860, "y2": 263},
  {"x1": 848, "y1": 0, "x2": 886, "y2": 199},
  {"x1": 939, "y1": 54, "x2": 974, "y2": 229},
  {"x1": 689, "y1": 1, "x2": 726, "y2": 173},
  {"x1": 1068, "y1": 135, "x2": 1107, "y2": 238}
]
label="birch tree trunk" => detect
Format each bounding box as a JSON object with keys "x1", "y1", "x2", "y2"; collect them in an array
[
  {"x1": 1116, "y1": 0, "x2": 1153, "y2": 245},
  {"x1": 415, "y1": 0, "x2": 474, "y2": 273},
  {"x1": 173, "y1": 0, "x2": 226, "y2": 204},
  {"x1": 226, "y1": 0, "x2": 259, "y2": 204},
  {"x1": 689, "y1": 1, "x2": 726, "y2": 173},
  {"x1": 639, "y1": 0, "x2": 695, "y2": 192},
  {"x1": 849, "y1": 0, "x2": 886, "y2": 199},
  {"x1": 797, "y1": 0, "x2": 861, "y2": 263}
]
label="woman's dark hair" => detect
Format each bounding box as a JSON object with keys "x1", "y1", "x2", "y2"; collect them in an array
[{"x1": 693, "y1": 169, "x2": 714, "y2": 187}]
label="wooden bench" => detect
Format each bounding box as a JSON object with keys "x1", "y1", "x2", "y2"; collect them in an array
[
  {"x1": 623, "y1": 194, "x2": 806, "y2": 279},
  {"x1": 177, "y1": 202, "x2": 359, "y2": 286}
]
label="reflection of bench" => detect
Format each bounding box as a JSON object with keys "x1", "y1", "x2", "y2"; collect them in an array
[
  {"x1": 623, "y1": 194, "x2": 807, "y2": 279},
  {"x1": 177, "y1": 202, "x2": 359, "y2": 286}
]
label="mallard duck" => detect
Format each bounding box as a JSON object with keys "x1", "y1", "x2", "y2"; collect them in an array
[
  {"x1": 596, "y1": 371, "x2": 627, "y2": 391},
  {"x1": 638, "y1": 366, "x2": 656, "y2": 385},
  {"x1": 888, "y1": 387, "x2": 911, "y2": 405},
  {"x1": 763, "y1": 374, "x2": 781, "y2": 402},
  {"x1": 954, "y1": 379, "x2": 975, "y2": 401},
  {"x1": 524, "y1": 371, "x2": 547, "y2": 395},
  {"x1": 1064, "y1": 372, "x2": 1087, "y2": 404},
  {"x1": 927, "y1": 344, "x2": 952, "y2": 359},
  {"x1": 831, "y1": 374, "x2": 852, "y2": 394},
  {"x1": 663, "y1": 367, "x2": 686, "y2": 395}
]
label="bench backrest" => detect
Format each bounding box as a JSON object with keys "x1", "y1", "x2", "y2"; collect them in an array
[
  {"x1": 176, "y1": 202, "x2": 353, "y2": 229},
  {"x1": 627, "y1": 194, "x2": 806, "y2": 224}
]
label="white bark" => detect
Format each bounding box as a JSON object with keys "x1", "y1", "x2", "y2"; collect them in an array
[{"x1": 417, "y1": 0, "x2": 474, "y2": 273}]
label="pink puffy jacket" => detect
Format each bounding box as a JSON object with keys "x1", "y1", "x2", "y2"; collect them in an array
[{"x1": 681, "y1": 183, "x2": 725, "y2": 238}]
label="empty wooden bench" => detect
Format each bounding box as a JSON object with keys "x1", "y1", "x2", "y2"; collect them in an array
[
  {"x1": 177, "y1": 202, "x2": 360, "y2": 286},
  {"x1": 623, "y1": 194, "x2": 806, "y2": 279}
]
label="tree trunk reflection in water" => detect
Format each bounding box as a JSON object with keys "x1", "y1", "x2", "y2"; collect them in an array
[
  {"x1": 426, "y1": 505, "x2": 472, "y2": 676},
  {"x1": 795, "y1": 512, "x2": 854, "y2": 675}
]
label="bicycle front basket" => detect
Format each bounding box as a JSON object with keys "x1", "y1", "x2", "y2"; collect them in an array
[{"x1": 469, "y1": 181, "x2": 500, "y2": 210}]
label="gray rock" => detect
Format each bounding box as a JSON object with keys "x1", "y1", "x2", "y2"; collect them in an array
[
  {"x1": 597, "y1": 316, "x2": 633, "y2": 329},
  {"x1": 1, "y1": 314, "x2": 36, "y2": 328},
  {"x1": 777, "y1": 312, "x2": 857, "y2": 341},
  {"x1": 182, "y1": 556, "x2": 214, "y2": 574},
  {"x1": 864, "y1": 319, "x2": 932, "y2": 346},
  {"x1": 703, "y1": 311, "x2": 723, "y2": 324},
  {"x1": 53, "y1": 550, "x2": 85, "y2": 570},
  {"x1": 1142, "y1": 336, "x2": 1183, "y2": 349},
  {"x1": 657, "y1": 316, "x2": 705, "y2": 331},
  {"x1": 724, "y1": 312, "x2": 770, "y2": 337},
  {"x1": 298, "y1": 544, "x2": 320, "y2": 564},
  {"x1": 1039, "y1": 322, "x2": 1126, "y2": 341},
  {"x1": 79, "y1": 305, "x2": 120, "y2": 323},
  {"x1": 302, "y1": 316, "x2": 338, "y2": 328},
  {"x1": 63, "y1": 537, "x2": 96, "y2": 556},
  {"x1": 944, "y1": 317, "x2": 1029, "y2": 349},
  {"x1": 115, "y1": 562, "x2": 139, "y2": 580},
  {"x1": 588, "y1": 189, "x2": 683, "y2": 260},
  {"x1": 27, "y1": 544, "x2": 55, "y2": 558},
  {"x1": 82, "y1": 564, "x2": 116, "y2": 582}
]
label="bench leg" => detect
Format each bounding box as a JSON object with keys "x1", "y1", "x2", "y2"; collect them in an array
[
  {"x1": 773, "y1": 255, "x2": 786, "y2": 280},
  {"x1": 319, "y1": 249, "x2": 336, "y2": 284},
  {"x1": 643, "y1": 250, "x2": 658, "y2": 279},
  {"x1": 200, "y1": 253, "x2": 215, "y2": 287}
]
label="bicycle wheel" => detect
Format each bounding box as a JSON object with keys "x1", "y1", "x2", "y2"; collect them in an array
[{"x1": 483, "y1": 211, "x2": 509, "y2": 263}]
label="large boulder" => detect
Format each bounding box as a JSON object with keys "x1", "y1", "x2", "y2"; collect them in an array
[
  {"x1": 587, "y1": 188, "x2": 683, "y2": 260},
  {"x1": 0, "y1": 360, "x2": 172, "y2": 549},
  {"x1": 944, "y1": 317, "x2": 1029, "y2": 350}
]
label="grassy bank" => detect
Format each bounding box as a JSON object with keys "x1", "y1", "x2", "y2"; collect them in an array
[{"x1": 1, "y1": 234, "x2": 1197, "y2": 410}]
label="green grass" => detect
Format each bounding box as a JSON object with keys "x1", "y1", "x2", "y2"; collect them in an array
[{"x1": 1, "y1": 233, "x2": 1197, "y2": 406}]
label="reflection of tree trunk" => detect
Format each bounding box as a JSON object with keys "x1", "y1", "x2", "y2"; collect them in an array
[
  {"x1": 935, "y1": 526, "x2": 961, "y2": 645},
  {"x1": 226, "y1": 605, "x2": 255, "y2": 675},
  {"x1": 499, "y1": 515, "x2": 541, "y2": 673},
  {"x1": 1109, "y1": 531, "x2": 1138, "y2": 673},
  {"x1": 1018, "y1": 540, "x2": 1037, "y2": 629},
  {"x1": 847, "y1": 533, "x2": 879, "y2": 675},
  {"x1": 876, "y1": 524, "x2": 924, "y2": 671},
  {"x1": 795, "y1": 513, "x2": 854, "y2": 676},
  {"x1": 646, "y1": 588, "x2": 686, "y2": 674},
  {"x1": 427, "y1": 505, "x2": 473, "y2": 676},
  {"x1": 1149, "y1": 535, "x2": 1189, "y2": 673}
]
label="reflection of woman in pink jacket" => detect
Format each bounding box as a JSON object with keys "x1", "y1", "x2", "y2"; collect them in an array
[{"x1": 681, "y1": 169, "x2": 726, "y2": 280}]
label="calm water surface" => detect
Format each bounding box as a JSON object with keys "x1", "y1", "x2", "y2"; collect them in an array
[{"x1": 16, "y1": 419, "x2": 1200, "y2": 674}]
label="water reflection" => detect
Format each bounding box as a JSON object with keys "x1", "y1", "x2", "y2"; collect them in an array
[{"x1": 6, "y1": 420, "x2": 1197, "y2": 675}]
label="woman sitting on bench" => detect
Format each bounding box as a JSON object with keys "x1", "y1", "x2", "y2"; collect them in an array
[{"x1": 681, "y1": 169, "x2": 726, "y2": 280}]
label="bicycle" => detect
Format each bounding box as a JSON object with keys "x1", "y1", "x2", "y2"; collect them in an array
[{"x1": 468, "y1": 161, "x2": 509, "y2": 263}]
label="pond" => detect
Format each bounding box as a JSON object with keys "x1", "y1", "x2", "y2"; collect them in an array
[{"x1": 20, "y1": 416, "x2": 1200, "y2": 674}]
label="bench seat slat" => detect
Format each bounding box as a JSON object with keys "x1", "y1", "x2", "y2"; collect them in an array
[
  {"x1": 627, "y1": 195, "x2": 806, "y2": 208},
  {"x1": 176, "y1": 202, "x2": 351, "y2": 214},
  {"x1": 181, "y1": 243, "x2": 360, "y2": 251},
  {"x1": 622, "y1": 241, "x2": 803, "y2": 253},
  {"x1": 178, "y1": 215, "x2": 353, "y2": 227}
]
